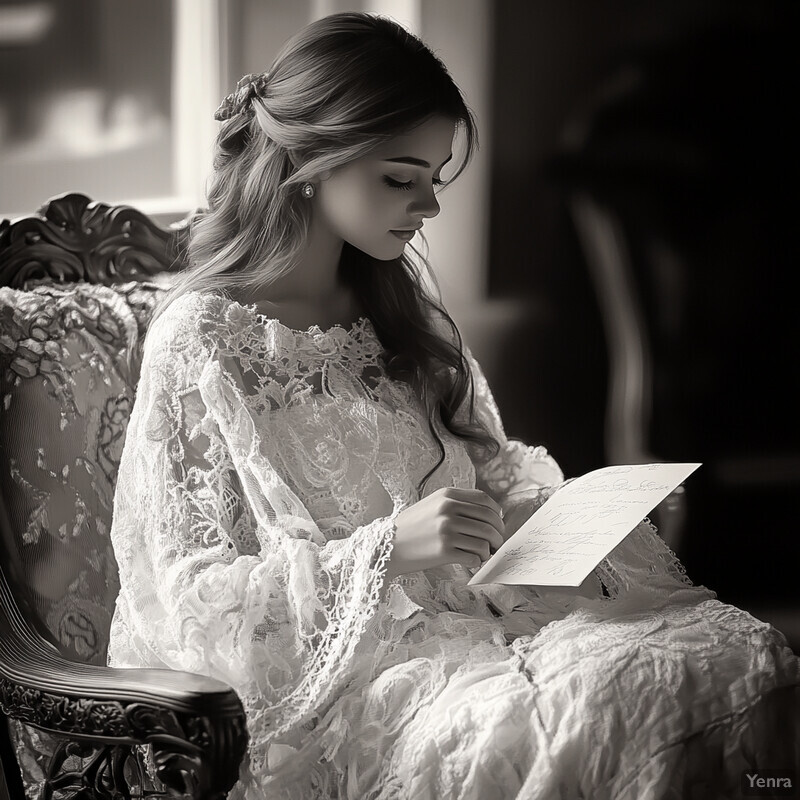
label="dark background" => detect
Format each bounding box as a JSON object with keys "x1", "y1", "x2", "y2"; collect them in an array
[{"x1": 484, "y1": 0, "x2": 798, "y2": 627}]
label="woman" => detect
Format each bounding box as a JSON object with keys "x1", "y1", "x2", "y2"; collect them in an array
[{"x1": 108, "y1": 12, "x2": 800, "y2": 799}]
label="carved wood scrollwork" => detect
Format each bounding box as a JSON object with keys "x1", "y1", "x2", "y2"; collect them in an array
[
  {"x1": 44, "y1": 740, "x2": 154, "y2": 800},
  {"x1": 0, "y1": 677, "x2": 248, "y2": 799},
  {"x1": 0, "y1": 193, "x2": 192, "y2": 288}
]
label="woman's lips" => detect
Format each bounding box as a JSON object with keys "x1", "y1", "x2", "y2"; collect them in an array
[{"x1": 390, "y1": 230, "x2": 417, "y2": 241}]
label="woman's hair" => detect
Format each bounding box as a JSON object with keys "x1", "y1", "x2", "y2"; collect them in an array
[{"x1": 147, "y1": 12, "x2": 500, "y2": 491}]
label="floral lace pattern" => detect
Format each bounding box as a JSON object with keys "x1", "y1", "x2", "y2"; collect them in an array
[{"x1": 106, "y1": 290, "x2": 800, "y2": 799}]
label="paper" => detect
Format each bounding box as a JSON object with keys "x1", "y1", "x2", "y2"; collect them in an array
[{"x1": 468, "y1": 463, "x2": 701, "y2": 587}]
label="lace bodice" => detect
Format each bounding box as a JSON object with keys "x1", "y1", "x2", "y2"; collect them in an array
[
  {"x1": 210, "y1": 304, "x2": 475, "y2": 538},
  {"x1": 107, "y1": 290, "x2": 713, "y2": 782}
]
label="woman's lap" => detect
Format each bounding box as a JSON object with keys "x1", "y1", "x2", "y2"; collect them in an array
[
  {"x1": 249, "y1": 599, "x2": 799, "y2": 798},
  {"x1": 350, "y1": 599, "x2": 800, "y2": 799}
]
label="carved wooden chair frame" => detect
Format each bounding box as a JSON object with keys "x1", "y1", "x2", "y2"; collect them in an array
[{"x1": 0, "y1": 193, "x2": 248, "y2": 799}]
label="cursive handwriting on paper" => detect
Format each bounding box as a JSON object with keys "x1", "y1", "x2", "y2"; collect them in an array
[{"x1": 468, "y1": 463, "x2": 701, "y2": 587}]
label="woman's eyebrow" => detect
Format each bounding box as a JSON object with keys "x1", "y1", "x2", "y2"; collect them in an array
[{"x1": 382, "y1": 154, "x2": 454, "y2": 169}]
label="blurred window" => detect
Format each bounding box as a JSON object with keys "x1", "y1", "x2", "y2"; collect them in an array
[{"x1": 0, "y1": 0, "x2": 223, "y2": 217}]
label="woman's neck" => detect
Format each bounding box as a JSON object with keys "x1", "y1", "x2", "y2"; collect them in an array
[
  {"x1": 235, "y1": 215, "x2": 364, "y2": 330},
  {"x1": 265, "y1": 213, "x2": 345, "y2": 301},
  {"x1": 252, "y1": 290, "x2": 364, "y2": 332}
]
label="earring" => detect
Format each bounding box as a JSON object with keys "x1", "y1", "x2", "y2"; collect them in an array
[{"x1": 301, "y1": 182, "x2": 315, "y2": 198}]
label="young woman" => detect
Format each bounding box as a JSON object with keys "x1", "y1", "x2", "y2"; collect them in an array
[{"x1": 108, "y1": 12, "x2": 799, "y2": 799}]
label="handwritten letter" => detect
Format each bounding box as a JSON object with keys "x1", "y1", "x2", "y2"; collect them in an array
[{"x1": 468, "y1": 463, "x2": 701, "y2": 587}]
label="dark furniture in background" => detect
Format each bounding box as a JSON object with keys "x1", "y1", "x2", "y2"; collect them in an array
[
  {"x1": 0, "y1": 194, "x2": 248, "y2": 799},
  {"x1": 540, "y1": 21, "x2": 800, "y2": 648},
  {"x1": 488, "y1": 2, "x2": 798, "y2": 648}
]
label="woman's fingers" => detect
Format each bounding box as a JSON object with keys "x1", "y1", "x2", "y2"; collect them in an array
[
  {"x1": 449, "y1": 524, "x2": 502, "y2": 561},
  {"x1": 451, "y1": 537, "x2": 490, "y2": 565},
  {"x1": 453, "y1": 517, "x2": 504, "y2": 552},
  {"x1": 442, "y1": 487, "x2": 503, "y2": 518},
  {"x1": 452, "y1": 502, "x2": 505, "y2": 537}
]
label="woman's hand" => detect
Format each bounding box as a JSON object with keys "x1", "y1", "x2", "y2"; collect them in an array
[{"x1": 385, "y1": 487, "x2": 505, "y2": 580}]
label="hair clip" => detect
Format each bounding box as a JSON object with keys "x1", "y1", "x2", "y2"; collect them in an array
[{"x1": 214, "y1": 72, "x2": 270, "y2": 121}]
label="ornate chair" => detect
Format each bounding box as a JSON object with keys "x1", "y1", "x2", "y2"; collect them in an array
[{"x1": 0, "y1": 194, "x2": 248, "y2": 799}]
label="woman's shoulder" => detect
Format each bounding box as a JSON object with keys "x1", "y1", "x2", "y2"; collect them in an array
[
  {"x1": 141, "y1": 290, "x2": 227, "y2": 364},
  {"x1": 150, "y1": 289, "x2": 235, "y2": 338}
]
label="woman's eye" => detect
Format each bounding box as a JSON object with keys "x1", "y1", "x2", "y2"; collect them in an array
[
  {"x1": 383, "y1": 176, "x2": 447, "y2": 191},
  {"x1": 383, "y1": 176, "x2": 414, "y2": 191}
]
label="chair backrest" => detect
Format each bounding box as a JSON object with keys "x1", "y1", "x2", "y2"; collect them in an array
[{"x1": 0, "y1": 192, "x2": 190, "y2": 666}]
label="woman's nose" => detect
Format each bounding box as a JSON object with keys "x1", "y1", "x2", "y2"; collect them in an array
[{"x1": 409, "y1": 186, "x2": 441, "y2": 219}]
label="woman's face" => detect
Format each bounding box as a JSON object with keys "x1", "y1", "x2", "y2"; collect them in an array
[{"x1": 313, "y1": 114, "x2": 456, "y2": 261}]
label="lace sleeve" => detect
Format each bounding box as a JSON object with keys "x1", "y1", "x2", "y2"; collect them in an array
[
  {"x1": 462, "y1": 347, "x2": 564, "y2": 516},
  {"x1": 107, "y1": 301, "x2": 397, "y2": 772}
]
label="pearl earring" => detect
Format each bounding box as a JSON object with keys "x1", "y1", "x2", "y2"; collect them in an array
[{"x1": 301, "y1": 182, "x2": 315, "y2": 198}]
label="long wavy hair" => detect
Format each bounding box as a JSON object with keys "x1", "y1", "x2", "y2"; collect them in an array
[{"x1": 148, "y1": 12, "x2": 500, "y2": 492}]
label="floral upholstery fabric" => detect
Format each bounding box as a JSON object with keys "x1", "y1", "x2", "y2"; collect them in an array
[{"x1": 0, "y1": 278, "x2": 169, "y2": 794}]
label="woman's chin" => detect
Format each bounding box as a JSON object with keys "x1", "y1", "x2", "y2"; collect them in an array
[
  {"x1": 344, "y1": 232, "x2": 411, "y2": 261},
  {"x1": 358, "y1": 243, "x2": 407, "y2": 261}
]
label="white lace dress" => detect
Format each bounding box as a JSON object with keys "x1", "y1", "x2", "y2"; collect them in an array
[{"x1": 107, "y1": 291, "x2": 800, "y2": 799}]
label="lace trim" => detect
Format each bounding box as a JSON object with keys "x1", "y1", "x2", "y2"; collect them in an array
[{"x1": 196, "y1": 291, "x2": 383, "y2": 359}]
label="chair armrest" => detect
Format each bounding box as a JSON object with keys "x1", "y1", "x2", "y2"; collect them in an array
[{"x1": 0, "y1": 573, "x2": 248, "y2": 799}]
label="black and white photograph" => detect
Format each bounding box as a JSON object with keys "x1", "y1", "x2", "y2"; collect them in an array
[{"x1": 0, "y1": 1, "x2": 797, "y2": 798}]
